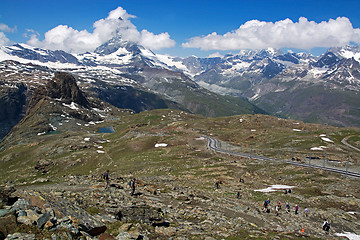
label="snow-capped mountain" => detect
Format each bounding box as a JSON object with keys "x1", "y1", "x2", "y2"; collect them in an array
[
  {"x1": 1, "y1": 36, "x2": 360, "y2": 127},
  {"x1": 0, "y1": 37, "x2": 264, "y2": 139},
  {"x1": 156, "y1": 46, "x2": 360, "y2": 127}
]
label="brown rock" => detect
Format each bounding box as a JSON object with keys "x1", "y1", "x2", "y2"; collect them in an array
[
  {"x1": 44, "y1": 221, "x2": 54, "y2": 229},
  {"x1": 17, "y1": 216, "x2": 35, "y2": 225},
  {"x1": 0, "y1": 214, "x2": 17, "y2": 237},
  {"x1": 0, "y1": 186, "x2": 16, "y2": 205},
  {"x1": 98, "y1": 233, "x2": 116, "y2": 240}
]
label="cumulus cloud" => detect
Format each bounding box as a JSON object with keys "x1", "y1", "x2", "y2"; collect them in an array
[
  {"x1": 207, "y1": 52, "x2": 223, "y2": 58},
  {"x1": 26, "y1": 7, "x2": 175, "y2": 53},
  {"x1": 0, "y1": 23, "x2": 16, "y2": 32},
  {"x1": 0, "y1": 23, "x2": 16, "y2": 46},
  {"x1": 0, "y1": 32, "x2": 11, "y2": 46},
  {"x1": 140, "y1": 30, "x2": 175, "y2": 50},
  {"x1": 183, "y1": 17, "x2": 360, "y2": 50}
]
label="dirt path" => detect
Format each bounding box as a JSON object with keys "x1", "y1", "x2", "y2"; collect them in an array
[{"x1": 342, "y1": 136, "x2": 360, "y2": 152}]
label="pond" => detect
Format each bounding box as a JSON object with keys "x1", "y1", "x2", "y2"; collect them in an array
[{"x1": 99, "y1": 126, "x2": 115, "y2": 133}]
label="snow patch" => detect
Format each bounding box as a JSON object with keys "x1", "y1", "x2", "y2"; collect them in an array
[
  {"x1": 49, "y1": 123, "x2": 57, "y2": 131},
  {"x1": 97, "y1": 150, "x2": 105, "y2": 154},
  {"x1": 155, "y1": 54, "x2": 192, "y2": 75},
  {"x1": 63, "y1": 102, "x2": 79, "y2": 110},
  {"x1": 293, "y1": 129, "x2": 302, "y2": 132},
  {"x1": 309, "y1": 67, "x2": 328, "y2": 77},
  {"x1": 84, "y1": 138, "x2": 90, "y2": 141},
  {"x1": 310, "y1": 146, "x2": 327, "y2": 151},
  {"x1": 255, "y1": 185, "x2": 295, "y2": 193},
  {"x1": 335, "y1": 232, "x2": 360, "y2": 240},
  {"x1": 155, "y1": 143, "x2": 168, "y2": 148},
  {"x1": 321, "y1": 137, "x2": 334, "y2": 143},
  {"x1": 347, "y1": 211, "x2": 357, "y2": 215}
]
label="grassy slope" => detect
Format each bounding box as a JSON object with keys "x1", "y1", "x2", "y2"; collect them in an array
[
  {"x1": 0, "y1": 109, "x2": 359, "y2": 183},
  {"x1": 254, "y1": 86, "x2": 360, "y2": 127},
  {"x1": 0, "y1": 109, "x2": 359, "y2": 239}
]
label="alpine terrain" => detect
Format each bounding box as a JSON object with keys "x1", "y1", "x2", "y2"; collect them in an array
[
  {"x1": 0, "y1": 33, "x2": 360, "y2": 240},
  {"x1": 0, "y1": 37, "x2": 265, "y2": 139}
]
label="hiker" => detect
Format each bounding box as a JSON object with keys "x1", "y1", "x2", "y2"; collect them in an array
[
  {"x1": 286, "y1": 202, "x2": 290, "y2": 213},
  {"x1": 129, "y1": 178, "x2": 136, "y2": 196},
  {"x1": 288, "y1": 189, "x2": 292, "y2": 193},
  {"x1": 278, "y1": 201, "x2": 282, "y2": 211},
  {"x1": 295, "y1": 205, "x2": 299, "y2": 214},
  {"x1": 263, "y1": 198, "x2": 270, "y2": 213},
  {"x1": 103, "y1": 170, "x2": 110, "y2": 189},
  {"x1": 237, "y1": 191, "x2": 241, "y2": 199},
  {"x1": 304, "y1": 207, "x2": 308, "y2": 217},
  {"x1": 239, "y1": 177, "x2": 245, "y2": 183},
  {"x1": 275, "y1": 205, "x2": 279, "y2": 216},
  {"x1": 284, "y1": 189, "x2": 288, "y2": 194},
  {"x1": 215, "y1": 180, "x2": 221, "y2": 189},
  {"x1": 323, "y1": 220, "x2": 330, "y2": 233}
]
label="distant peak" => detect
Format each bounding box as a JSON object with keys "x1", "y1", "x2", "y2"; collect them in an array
[{"x1": 94, "y1": 35, "x2": 144, "y2": 56}]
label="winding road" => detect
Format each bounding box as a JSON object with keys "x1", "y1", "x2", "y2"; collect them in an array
[
  {"x1": 204, "y1": 136, "x2": 360, "y2": 179},
  {"x1": 342, "y1": 136, "x2": 360, "y2": 152}
]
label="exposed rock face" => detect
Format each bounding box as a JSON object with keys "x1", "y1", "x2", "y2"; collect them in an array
[
  {"x1": 0, "y1": 83, "x2": 27, "y2": 139},
  {"x1": 0, "y1": 214, "x2": 17, "y2": 239},
  {"x1": 0, "y1": 71, "x2": 108, "y2": 149},
  {"x1": 15, "y1": 191, "x2": 107, "y2": 237},
  {"x1": 0, "y1": 187, "x2": 16, "y2": 206},
  {"x1": 28, "y1": 72, "x2": 89, "y2": 113},
  {"x1": 116, "y1": 205, "x2": 165, "y2": 226}
]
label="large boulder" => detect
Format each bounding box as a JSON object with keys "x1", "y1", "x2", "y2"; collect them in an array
[
  {"x1": 116, "y1": 205, "x2": 167, "y2": 227},
  {"x1": 0, "y1": 214, "x2": 17, "y2": 239},
  {"x1": 17, "y1": 190, "x2": 106, "y2": 236},
  {"x1": 0, "y1": 187, "x2": 16, "y2": 206}
]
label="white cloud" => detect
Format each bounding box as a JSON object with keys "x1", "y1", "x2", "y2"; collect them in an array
[
  {"x1": 0, "y1": 23, "x2": 16, "y2": 32},
  {"x1": 207, "y1": 52, "x2": 223, "y2": 58},
  {"x1": 183, "y1": 17, "x2": 360, "y2": 50},
  {"x1": 0, "y1": 23, "x2": 15, "y2": 46},
  {"x1": 26, "y1": 7, "x2": 175, "y2": 53},
  {"x1": 0, "y1": 32, "x2": 11, "y2": 46},
  {"x1": 140, "y1": 30, "x2": 175, "y2": 50}
]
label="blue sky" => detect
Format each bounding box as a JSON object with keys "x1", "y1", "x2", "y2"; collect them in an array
[{"x1": 0, "y1": 0, "x2": 359, "y2": 57}]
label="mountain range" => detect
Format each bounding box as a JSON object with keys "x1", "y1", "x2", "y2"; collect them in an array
[{"x1": 0, "y1": 36, "x2": 359, "y2": 140}]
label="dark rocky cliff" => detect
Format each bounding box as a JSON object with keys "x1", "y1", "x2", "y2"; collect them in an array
[
  {"x1": 0, "y1": 83, "x2": 27, "y2": 139},
  {"x1": 27, "y1": 72, "x2": 89, "y2": 114}
]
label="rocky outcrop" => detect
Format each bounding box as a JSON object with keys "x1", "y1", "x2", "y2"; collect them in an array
[
  {"x1": 0, "y1": 71, "x2": 110, "y2": 149},
  {"x1": 0, "y1": 214, "x2": 17, "y2": 239},
  {"x1": 27, "y1": 72, "x2": 89, "y2": 113},
  {"x1": 0, "y1": 83, "x2": 27, "y2": 139},
  {"x1": 116, "y1": 205, "x2": 166, "y2": 226},
  {"x1": 0, "y1": 187, "x2": 16, "y2": 206},
  {"x1": 15, "y1": 191, "x2": 107, "y2": 236}
]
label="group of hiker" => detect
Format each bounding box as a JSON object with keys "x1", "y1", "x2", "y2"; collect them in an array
[
  {"x1": 263, "y1": 198, "x2": 304, "y2": 217},
  {"x1": 262, "y1": 196, "x2": 330, "y2": 234},
  {"x1": 102, "y1": 170, "x2": 137, "y2": 196},
  {"x1": 104, "y1": 171, "x2": 332, "y2": 234}
]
